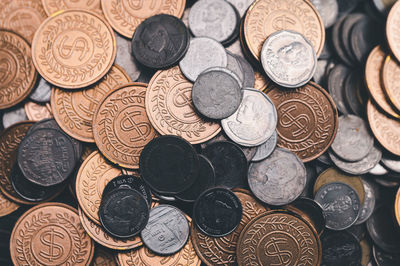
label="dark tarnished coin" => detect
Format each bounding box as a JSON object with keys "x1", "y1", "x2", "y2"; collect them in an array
[
  {"x1": 29, "y1": 77, "x2": 51, "y2": 103},
  {"x1": 340, "y1": 14, "x2": 365, "y2": 64},
  {"x1": 328, "y1": 64, "x2": 352, "y2": 114},
  {"x1": 2, "y1": 106, "x2": 27, "y2": 129},
  {"x1": 141, "y1": 205, "x2": 189, "y2": 255},
  {"x1": 17, "y1": 128, "x2": 77, "y2": 187},
  {"x1": 373, "y1": 245, "x2": 400, "y2": 266},
  {"x1": 99, "y1": 188, "x2": 149, "y2": 239},
  {"x1": 344, "y1": 70, "x2": 365, "y2": 116},
  {"x1": 202, "y1": 141, "x2": 247, "y2": 188},
  {"x1": 337, "y1": 0, "x2": 361, "y2": 14},
  {"x1": 355, "y1": 178, "x2": 376, "y2": 225},
  {"x1": 139, "y1": 135, "x2": 199, "y2": 195},
  {"x1": 251, "y1": 130, "x2": 277, "y2": 162},
  {"x1": 193, "y1": 187, "x2": 242, "y2": 237},
  {"x1": 289, "y1": 197, "x2": 326, "y2": 236},
  {"x1": 132, "y1": 14, "x2": 189, "y2": 69}
]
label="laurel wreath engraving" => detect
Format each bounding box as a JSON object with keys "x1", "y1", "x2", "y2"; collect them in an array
[{"x1": 371, "y1": 106, "x2": 400, "y2": 149}]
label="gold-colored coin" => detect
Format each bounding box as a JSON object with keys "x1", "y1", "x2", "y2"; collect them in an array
[
  {"x1": 386, "y1": 0, "x2": 400, "y2": 63},
  {"x1": 382, "y1": 55, "x2": 400, "y2": 113},
  {"x1": 24, "y1": 101, "x2": 53, "y2": 121},
  {"x1": 42, "y1": 0, "x2": 102, "y2": 16},
  {"x1": 395, "y1": 186, "x2": 400, "y2": 227},
  {"x1": 0, "y1": 190, "x2": 19, "y2": 217}
]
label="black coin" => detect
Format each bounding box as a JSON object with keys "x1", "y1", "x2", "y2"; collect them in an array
[
  {"x1": 344, "y1": 70, "x2": 364, "y2": 116},
  {"x1": 139, "y1": 135, "x2": 199, "y2": 195},
  {"x1": 202, "y1": 141, "x2": 248, "y2": 189},
  {"x1": 337, "y1": 0, "x2": 362, "y2": 15},
  {"x1": 346, "y1": 223, "x2": 367, "y2": 242},
  {"x1": 176, "y1": 155, "x2": 216, "y2": 202},
  {"x1": 290, "y1": 197, "x2": 326, "y2": 236},
  {"x1": 373, "y1": 245, "x2": 400, "y2": 266},
  {"x1": 131, "y1": 14, "x2": 189, "y2": 69},
  {"x1": 193, "y1": 187, "x2": 242, "y2": 237},
  {"x1": 340, "y1": 13, "x2": 366, "y2": 64},
  {"x1": 99, "y1": 187, "x2": 149, "y2": 238}
]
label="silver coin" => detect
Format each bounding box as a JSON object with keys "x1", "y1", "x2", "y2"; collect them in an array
[
  {"x1": 179, "y1": 37, "x2": 227, "y2": 82},
  {"x1": 115, "y1": 33, "x2": 140, "y2": 81},
  {"x1": 141, "y1": 205, "x2": 189, "y2": 255},
  {"x1": 369, "y1": 163, "x2": 389, "y2": 176},
  {"x1": 317, "y1": 152, "x2": 332, "y2": 165},
  {"x1": 313, "y1": 59, "x2": 329, "y2": 85},
  {"x1": 29, "y1": 77, "x2": 51, "y2": 103},
  {"x1": 355, "y1": 178, "x2": 376, "y2": 225},
  {"x1": 226, "y1": 0, "x2": 254, "y2": 17},
  {"x1": 2, "y1": 106, "x2": 28, "y2": 129},
  {"x1": 329, "y1": 145, "x2": 382, "y2": 175},
  {"x1": 226, "y1": 39, "x2": 245, "y2": 58},
  {"x1": 331, "y1": 115, "x2": 374, "y2": 162},
  {"x1": 248, "y1": 147, "x2": 306, "y2": 205},
  {"x1": 372, "y1": 0, "x2": 397, "y2": 14},
  {"x1": 328, "y1": 64, "x2": 352, "y2": 114},
  {"x1": 189, "y1": 0, "x2": 237, "y2": 43},
  {"x1": 226, "y1": 51, "x2": 245, "y2": 85},
  {"x1": 344, "y1": 71, "x2": 364, "y2": 116},
  {"x1": 260, "y1": 30, "x2": 317, "y2": 88},
  {"x1": 202, "y1": 66, "x2": 242, "y2": 87},
  {"x1": 381, "y1": 153, "x2": 400, "y2": 174},
  {"x1": 236, "y1": 55, "x2": 255, "y2": 88},
  {"x1": 251, "y1": 130, "x2": 277, "y2": 162},
  {"x1": 310, "y1": 0, "x2": 339, "y2": 28},
  {"x1": 182, "y1": 6, "x2": 191, "y2": 27}
]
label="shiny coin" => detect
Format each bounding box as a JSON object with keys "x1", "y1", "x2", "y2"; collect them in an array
[
  {"x1": 227, "y1": 0, "x2": 254, "y2": 17},
  {"x1": 32, "y1": 10, "x2": 116, "y2": 89},
  {"x1": 381, "y1": 153, "x2": 400, "y2": 174},
  {"x1": 328, "y1": 64, "x2": 352, "y2": 114},
  {"x1": 251, "y1": 130, "x2": 277, "y2": 162},
  {"x1": 321, "y1": 230, "x2": 362, "y2": 265},
  {"x1": 355, "y1": 178, "x2": 376, "y2": 225},
  {"x1": 382, "y1": 55, "x2": 400, "y2": 113},
  {"x1": 386, "y1": 1, "x2": 400, "y2": 62},
  {"x1": 24, "y1": 102, "x2": 52, "y2": 122},
  {"x1": 310, "y1": 0, "x2": 339, "y2": 28},
  {"x1": 115, "y1": 34, "x2": 140, "y2": 81},
  {"x1": 2, "y1": 106, "x2": 28, "y2": 129},
  {"x1": 248, "y1": 147, "x2": 306, "y2": 205},
  {"x1": 29, "y1": 77, "x2": 51, "y2": 103},
  {"x1": 261, "y1": 30, "x2": 317, "y2": 88},
  {"x1": 42, "y1": 0, "x2": 101, "y2": 16}
]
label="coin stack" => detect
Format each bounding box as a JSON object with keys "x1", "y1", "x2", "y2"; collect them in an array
[{"x1": 1, "y1": 0, "x2": 400, "y2": 265}]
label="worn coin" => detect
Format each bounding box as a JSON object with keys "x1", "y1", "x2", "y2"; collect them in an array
[
  {"x1": 328, "y1": 64, "x2": 352, "y2": 114},
  {"x1": 386, "y1": 1, "x2": 400, "y2": 62},
  {"x1": 226, "y1": 52, "x2": 245, "y2": 85},
  {"x1": 321, "y1": 230, "x2": 362, "y2": 265},
  {"x1": 251, "y1": 130, "x2": 277, "y2": 162},
  {"x1": 42, "y1": 0, "x2": 101, "y2": 16},
  {"x1": 115, "y1": 34, "x2": 140, "y2": 81},
  {"x1": 355, "y1": 178, "x2": 376, "y2": 225},
  {"x1": 91, "y1": 247, "x2": 117, "y2": 266},
  {"x1": 373, "y1": 245, "x2": 400, "y2": 266},
  {"x1": 24, "y1": 102, "x2": 52, "y2": 122},
  {"x1": 29, "y1": 77, "x2": 51, "y2": 103},
  {"x1": 310, "y1": 0, "x2": 339, "y2": 28},
  {"x1": 2, "y1": 106, "x2": 28, "y2": 129},
  {"x1": 382, "y1": 55, "x2": 400, "y2": 113}
]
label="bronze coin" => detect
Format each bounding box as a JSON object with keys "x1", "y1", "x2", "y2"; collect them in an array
[
  {"x1": 51, "y1": 64, "x2": 131, "y2": 142},
  {"x1": 42, "y1": 0, "x2": 102, "y2": 16},
  {"x1": 10, "y1": 202, "x2": 94, "y2": 266},
  {"x1": 243, "y1": 0, "x2": 325, "y2": 61},
  {"x1": 101, "y1": 0, "x2": 186, "y2": 38},
  {"x1": 386, "y1": 0, "x2": 400, "y2": 63},
  {"x1": 382, "y1": 55, "x2": 400, "y2": 113},
  {"x1": 254, "y1": 71, "x2": 272, "y2": 93},
  {"x1": 0, "y1": 30, "x2": 37, "y2": 110},
  {"x1": 92, "y1": 247, "x2": 117, "y2": 266},
  {"x1": 236, "y1": 210, "x2": 322, "y2": 266},
  {"x1": 93, "y1": 83, "x2": 157, "y2": 169},
  {"x1": 146, "y1": 66, "x2": 221, "y2": 144},
  {"x1": 0, "y1": 190, "x2": 19, "y2": 217},
  {"x1": 24, "y1": 101, "x2": 53, "y2": 121},
  {"x1": 265, "y1": 81, "x2": 338, "y2": 162},
  {"x1": 367, "y1": 99, "x2": 400, "y2": 156},
  {"x1": 32, "y1": 9, "x2": 116, "y2": 89}
]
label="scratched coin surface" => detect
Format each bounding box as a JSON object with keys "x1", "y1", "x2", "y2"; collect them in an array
[
  {"x1": 52, "y1": 64, "x2": 131, "y2": 142},
  {"x1": 146, "y1": 66, "x2": 221, "y2": 144},
  {"x1": 266, "y1": 81, "x2": 338, "y2": 162},
  {"x1": 24, "y1": 102, "x2": 52, "y2": 122},
  {"x1": 93, "y1": 83, "x2": 157, "y2": 169},
  {"x1": 32, "y1": 9, "x2": 116, "y2": 89},
  {"x1": 382, "y1": 55, "x2": 400, "y2": 113},
  {"x1": 236, "y1": 210, "x2": 321, "y2": 266},
  {"x1": 10, "y1": 203, "x2": 94, "y2": 266},
  {"x1": 0, "y1": 30, "x2": 37, "y2": 110},
  {"x1": 42, "y1": 0, "x2": 102, "y2": 16},
  {"x1": 101, "y1": 0, "x2": 186, "y2": 38},
  {"x1": 386, "y1": 0, "x2": 400, "y2": 62}
]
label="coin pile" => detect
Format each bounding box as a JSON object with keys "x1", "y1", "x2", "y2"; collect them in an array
[{"x1": 1, "y1": 0, "x2": 400, "y2": 265}]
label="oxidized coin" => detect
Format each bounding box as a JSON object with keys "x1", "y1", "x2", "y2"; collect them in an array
[
  {"x1": 0, "y1": 190, "x2": 19, "y2": 217},
  {"x1": 52, "y1": 64, "x2": 131, "y2": 142},
  {"x1": 99, "y1": 188, "x2": 149, "y2": 238},
  {"x1": 0, "y1": 30, "x2": 37, "y2": 110},
  {"x1": 179, "y1": 37, "x2": 227, "y2": 82},
  {"x1": 248, "y1": 147, "x2": 306, "y2": 205},
  {"x1": 266, "y1": 81, "x2": 339, "y2": 162},
  {"x1": 251, "y1": 130, "x2": 278, "y2": 162},
  {"x1": 30, "y1": 77, "x2": 52, "y2": 103},
  {"x1": 194, "y1": 187, "x2": 242, "y2": 237},
  {"x1": 24, "y1": 101, "x2": 52, "y2": 121},
  {"x1": 386, "y1": 1, "x2": 400, "y2": 63},
  {"x1": 310, "y1": 0, "x2": 339, "y2": 28},
  {"x1": 141, "y1": 205, "x2": 189, "y2": 255},
  {"x1": 192, "y1": 70, "x2": 242, "y2": 120},
  {"x1": 243, "y1": 0, "x2": 324, "y2": 61},
  {"x1": 261, "y1": 30, "x2": 317, "y2": 88},
  {"x1": 10, "y1": 203, "x2": 94, "y2": 266},
  {"x1": 382, "y1": 55, "x2": 400, "y2": 113},
  {"x1": 91, "y1": 247, "x2": 117, "y2": 266},
  {"x1": 132, "y1": 14, "x2": 189, "y2": 69},
  {"x1": 2, "y1": 106, "x2": 28, "y2": 129},
  {"x1": 237, "y1": 210, "x2": 322, "y2": 266},
  {"x1": 93, "y1": 83, "x2": 157, "y2": 169},
  {"x1": 373, "y1": 245, "x2": 400, "y2": 266},
  {"x1": 42, "y1": 0, "x2": 102, "y2": 16},
  {"x1": 355, "y1": 178, "x2": 376, "y2": 225},
  {"x1": 331, "y1": 115, "x2": 374, "y2": 162},
  {"x1": 221, "y1": 88, "x2": 277, "y2": 147},
  {"x1": 315, "y1": 182, "x2": 360, "y2": 230},
  {"x1": 146, "y1": 65, "x2": 221, "y2": 144},
  {"x1": 32, "y1": 10, "x2": 116, "y2": 89},
  {"x1": 115, "y1": 33, "x2": 140, "y2": 81},
  {"x1": 328, "y1": 64, "x2": 352, "y2": 114}
]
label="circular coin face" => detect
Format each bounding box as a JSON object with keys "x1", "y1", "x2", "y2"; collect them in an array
[
  {"x1": 266, "y1": 81, "x2": 338, "y2": 162},
  {"x1": 32, "y1": 9, "x2": 116, "y2": 89},
  {"x1": 42, "y1": 0, "x2": 102, "y2": 16},
  {"x1": 10, "y1": 203, "x2": 94, "y2": 266},
  {"x1": 252, "y1": 130, "x2": 278, "y2": 162},
  {"x1": 93, "y1": 83, "x2": 157, "y2": 169},
  {"x1": 24, "y1": 102, "x2": 52, "y2": 122},
  {"x1": 382, "y1": 55, "x2": 400, "y2": 113},
  {"x1": 386, "y1": 1, "x2": 400, "y2": 63},
  {"x1": 0, "y1": 30, "x2": 37, "y2": 110}
]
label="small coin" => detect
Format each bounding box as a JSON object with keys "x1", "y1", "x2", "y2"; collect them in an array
[
  {"x1": 115, "y1": 34, "x2": 140, "y2": 81},
  {"x1": 386, "y1": 1, "x2": 400, "y2": 63},
  {"x1": 10, "y1": 203, "x2": 94, "y2": 266},
  {"x1": 0, "y1": 190, "x2": 19, "y2": 218},
  {"x1": 251, "y1": 130, "x2": 278, "y2": 162},
  {"x1": 373, "y1": 245, "x2": 400, "y2": 266},
  {"x1": 310, "y1": 0, "x2": 339, "y2": 28},
  {"x1": 222, "y1": 88, "x2": 277, "y2": 147},
  {"x1": 42, "y1": 0, "x2": 102, "y2": 16},
  {"x1": 313, "y1": 59, "x2": 330, "y2": 85},
  {"x1": 321, "y1": 230, "x2": 362, "y2": 265},
  {"x1": 24, "y1": 101, "x2": 52, "y2": 122},
  {"x1": 132, "y1": 14, "x2": 189, "y2": 69},
  {"x1": 29, "y1": 77, "x2": 51, "y2": 103},
  {"x1": 382, "y1": 55, "x2": 400, "y2": 113},
  {"x1": 2, "y1": 106, "x2": 28, "y2": 129},
  {"x1": 328, "y1": 64, "x2": 352, "y2": 114},
  {"x1": 32, "y1": 10, "x2": 116, "y2": 89},
  {"x1": 355, "y1": 178, "x2": 376, "y2": 225},
  {"x1": 91, "y1": 247, "x2": 117, "y2": 266}
]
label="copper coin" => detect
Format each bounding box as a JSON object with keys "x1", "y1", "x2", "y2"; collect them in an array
[
  {"x1": 386, "y1": 0, "x2": 400, "y2": 63},
  {"x1": 101, "y1": 0, "x2": 186, "y2": 38},
  {"x1": 265, "y1": 81, "x2": 338, "y2": 162},
  {"x1": 0, "y1": 190, "x2": 19, "y2": 217},
  {"x1": 367, "y1": 99, "x2": 400, "y2": 156},
  {"x1": 243, "y1": 0, "x2": 325, "y2": 61},
  {"x1": 0, "y1": 30, "x2": 37, "y2": 110},
  {"x1": 32, "y1": 9, "x2": 116, "y2": 89},
  {"x1": 0, "y1": 0, "x2": 47, "y2": 43},
  {"x1": 93, "y1": 83, "x2": 157, "y2": 169},
  {"x1": 24, "y1": 101, "x2": 53, "y2": 121},
  {"x1": 191, "y1": 188, "x2": 269, "y2": 266},
  {"x1": 236, "y1": 210, "x2": 322, "y2": 266},
  {"x1": 254, "y1": 71, "x2": 271, "y2": 93},
  {"x1": 76, "y1": 151, "x2": 122, "y2": 224},
  {"x1": 382, "y1": 55, "x2": 400, "y2": 113},
  {"x1": 10, "y1": 203, "x2": 94, "y2": 265},
  {"x1": 395, "y1": 186, "x2": 400, "y2": 227},
  {"x1": 42, "y1": 0, "x2": 102, "y2": 16},
  {"x1": 365, "y1": 46, "x2": 400, "y2": 118},
  {"x1": 146, "y1": 66, "x2": 221, "y2": 144},
  {"x1": 91, "y1": 247, "x2": 117, "y2": 266},
  {"x1": 52, "y1": 64, "x2": 131, "y2": 142}
]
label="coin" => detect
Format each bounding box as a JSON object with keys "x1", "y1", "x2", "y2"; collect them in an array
[
  {"x1": 251, "y1": 130, "x2": 278, "y2": 162},
  {"x1": 254, "y1": 71, "x2": 271, "y2": 92},
  {"x1": 146, "y1": 65, "x2": 221, "y2": 144},
  {"x1": 91, "y1": 247, "x2": 117, "y2": 266},
  {"x1": 52, "y1": 64, "x2": 131, "y2": 143},
  {"x1": 321, "y1": 230, "x2": 362, "y2": 265},
  {"x1": 32, "y1": 9, "x2": 116, "y2": 89},
  {"x1": 24, "y1": 101, "x2": 52, "y2": 121},
  {"x1": 266, "y1": 81, "x2": 338, "y2": 162},
  {"x1": 332, "y1": 16, "x2": 354, "y2": 66},
  {"x1": 344, "y1": 71, "x2": 365, "y2": 116},
  {"x1": 382, "y1": 153, "x2": 400, "y2": 174},
  {"x1": 243, "y1": 0, "x2": 324, "y2": 61},
  {"x1": 337, "y1": 0, "x2": 361, "y2": 14},
  {"x1": 340, "y1": 14, "x2": 365, "y2": 64},
  {"x1": 193, "y1": 187, "x2": 242, "y2": 237},
  {"x1": 237, "y1": 210, "x2": 321, "y2": 266},
  {"x1": 0, "y1": 190, "x2": 19, "y2": 217},
  {"x1": 93, "y1": 83, "x2": 157, "y2": 169},
  {"x1": 386, "y1": 1, "x2": 400, "y2": 62},
  {"x1": 10, "y1": 203, "x2": 94, "y2": 266},
  {"x1": 310, "y1": 0, "x2": 339, "y2": 28},
  {"x1": 355, "y1": 178, "x2": 376, "y2": 225},
  {"x1": 382, "y1": 55, "x2": 400, "y2": 113},
  {"x1": 29, "y1": 77, "x2": 52, "y2": 103},
  {"x1": 226, "y1": 52, "x2": 245, "y2": 86},
  {"x1": 227, "y1": 0, "x2": 254, "y2": 17},
  {"x1": 42, "y1": 0, "x2": 102, "y2": 16},
  {"x1": 369, "y1": 162, "x2": 389, "y2": 176},
  {"x1": 2, "y1": 106, "x2": 28, "y2": 129},
  {"x1": 328, "y1": 64, "x2": 352, "y2": 114},
  {"x1": 373, "y1": 245, "x2": 400, "y2": 266},
  {"x1": 115, "y1": 34, "x2": 140, "y2": 81}
]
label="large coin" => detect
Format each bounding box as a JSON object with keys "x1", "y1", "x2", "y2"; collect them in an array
[
  {"x1": 386, "y1": 0, "x2": 400, "y2": 63},
  {"x1": 42, "y1": 0, "x2": 102, "y2": 16},
  {"x1": 32, "y1": 10, "x2": 116, "y2": 89},
  {"x1": 382, "y1": 55, "x2": 400, "y2": 113}
]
